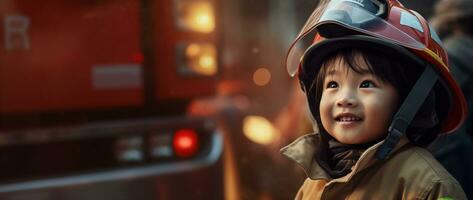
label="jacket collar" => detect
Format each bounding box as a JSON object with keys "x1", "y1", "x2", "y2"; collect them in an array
[{"x1": 280, "y1": 132, "x2": 411, "y2": 182}]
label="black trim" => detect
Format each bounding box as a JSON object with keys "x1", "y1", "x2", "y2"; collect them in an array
[{"x1": 376, "y1": 66, "x2": 439, "y2": 159}]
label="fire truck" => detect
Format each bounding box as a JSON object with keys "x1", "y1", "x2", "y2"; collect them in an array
[{"x1": 0, "y1": 0, "x2": 223, "y2": 199}]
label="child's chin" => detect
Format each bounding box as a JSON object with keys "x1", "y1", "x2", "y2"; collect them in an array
[{"x1": 332, "y1": 133, "x2": 366, "y2": 144}]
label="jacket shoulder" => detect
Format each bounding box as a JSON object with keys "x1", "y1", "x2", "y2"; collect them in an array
[
  {"x1": 389, "y1": 146, "x2": 467, "y2": 199},
  {"x1": 408, "y1": 147, "x2": 459, "y2": 182}
]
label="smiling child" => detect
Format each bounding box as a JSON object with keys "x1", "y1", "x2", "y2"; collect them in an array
[{"x1": 280, "y1": 0, "x2": 468, "y2": 199}]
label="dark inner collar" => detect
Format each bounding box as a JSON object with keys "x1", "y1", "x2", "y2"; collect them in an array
[{"x1": 316, "y1": 132, "x2": 380, "y2": 179}]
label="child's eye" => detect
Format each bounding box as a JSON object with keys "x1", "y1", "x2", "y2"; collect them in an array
[
  {"x1": 326, "y1": 81, "x2": 338, "y2": 88},
  {"x1": 360, "y1": 80, "x2": 376, "y2": 88}
]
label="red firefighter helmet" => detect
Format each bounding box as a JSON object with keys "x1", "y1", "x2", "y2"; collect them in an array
[{"x1": 285, "y1": 0, "x2": 468, "y2": 158}]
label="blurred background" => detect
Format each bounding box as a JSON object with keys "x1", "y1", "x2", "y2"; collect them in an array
[{"x1": 0, "y1": 0, "x2": 442, "y2": 199}]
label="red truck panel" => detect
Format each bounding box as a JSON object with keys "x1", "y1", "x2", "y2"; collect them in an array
[
  {"x1": 153, "y1": 0, "x2": 218, "y2": 100},
  {"x1": 0, "y1": 0, "x2": 143, "y2": 113}
]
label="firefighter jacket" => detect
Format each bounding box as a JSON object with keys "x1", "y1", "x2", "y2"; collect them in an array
[{"x1": 281, "y1": 133, "x2": 467, "y2": 200}]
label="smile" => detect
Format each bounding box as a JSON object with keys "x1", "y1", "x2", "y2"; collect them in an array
[
  {"x1": 335, "y1": 113, "x2": 363, "y2": 124},
  {"x1": 336, "y1": 116, "x2": 362, "y2": 122}
]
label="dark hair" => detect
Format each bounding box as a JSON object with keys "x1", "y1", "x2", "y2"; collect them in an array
[{"x1": 308, "y1": 48, "x2": 445, "y2": 146}]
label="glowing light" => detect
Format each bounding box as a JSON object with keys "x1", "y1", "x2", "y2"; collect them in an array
[
  {"x1": 243, "y1": 116, "x2": 280, "y2": 145},
  {"x1": 186, "y1": 44, "x2": 201, "y2": 57},
  {"x1": 196, "y1": 15, "x2": 211, "y2": 26},
  {"x1": 184, "y1": 43, "x2": 217, "y2": 76},
  {"x1": 199, "y1": 55, "x2": 215, "y2": 69},
  {"x1": 177, "y1": 137, "x2": 193, "y2": 148},
  {"x1": 253, "y1": 68, "x2": 271, "y2": 86},
  {"x1": 177, "y1": 1, "x2": 215, "y2": 33},
  {"x1": 173, "y1": 129, "x2": 199, "y2": 157}
]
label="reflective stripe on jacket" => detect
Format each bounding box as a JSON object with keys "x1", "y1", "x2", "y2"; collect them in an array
[{"x1": 280, "y1": 133, "x2": 467, "y2": 200}]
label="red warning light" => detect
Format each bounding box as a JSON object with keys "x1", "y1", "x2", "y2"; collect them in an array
[{"x1": 173, "y1": 129, "x2": 199, "y2": 157}]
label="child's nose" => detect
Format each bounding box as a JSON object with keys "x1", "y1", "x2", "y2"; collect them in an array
[{"x1": 336, "y1": 96, "x2": 358, "y2": 107}]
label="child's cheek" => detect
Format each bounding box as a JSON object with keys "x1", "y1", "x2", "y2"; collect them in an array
[{"x1": 318, "y1": 94, "x2": 333, "y2": 129}]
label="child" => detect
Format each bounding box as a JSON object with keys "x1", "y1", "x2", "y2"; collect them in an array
[{"x1": 280, "y1": 0, "x2": 468, "y2": 199}]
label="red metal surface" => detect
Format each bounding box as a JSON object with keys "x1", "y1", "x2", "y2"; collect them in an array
[
  {"x1": 152, "y1": 0, "x2": 218, "y2": 101},
  {"x1": 0, "y1": 0, "x2": 142, "y2": 113}
]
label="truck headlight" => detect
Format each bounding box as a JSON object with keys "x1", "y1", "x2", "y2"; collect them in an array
[{"x1": 175, "y1": 1, "x2": 215, "y2": 33}]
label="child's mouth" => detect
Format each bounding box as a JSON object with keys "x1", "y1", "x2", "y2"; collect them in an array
[{"x1": 335, "y1": 113, "x2": 362, "y2": 125}]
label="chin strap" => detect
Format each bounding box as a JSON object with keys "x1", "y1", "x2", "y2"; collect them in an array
[{"x1": 376, "y1": 66, "x2": 439, "y2": 160}]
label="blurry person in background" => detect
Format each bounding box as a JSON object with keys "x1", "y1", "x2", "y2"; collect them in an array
[
  {"x1": 429, "y1": 0, "x2": 473, "y2": 198},
  {"x1": 431, "y1": 0, "x2": 473, "y2": 133}
]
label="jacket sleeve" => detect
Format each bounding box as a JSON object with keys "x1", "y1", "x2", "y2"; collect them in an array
[{"x1": 425, "y1": 180, "x2": 467, "y2": 200}]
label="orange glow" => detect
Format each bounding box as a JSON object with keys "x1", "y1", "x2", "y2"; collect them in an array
[
  {"x1": 177, "y1": 1, "x2": 215, "y2": 33},
  {"x1": 253, "y1": 68, "x2": 271, "y2": 86},
  {"x1": 186, "y1": 44, "x2": 201, "y2": 57},
  {"x1": 184, "y1": 43, "x2": 217, "y2": 76},
  {"x1": 243, "y1": 116, "x2": 280, "y2": 145},
  {"x1": 199, "y1": 55, "x2": 215, "y2": 69}
]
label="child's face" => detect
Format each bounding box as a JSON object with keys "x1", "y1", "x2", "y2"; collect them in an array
[{"x1": 319, "y1": 62, "x2": 399, "y2": 144}]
